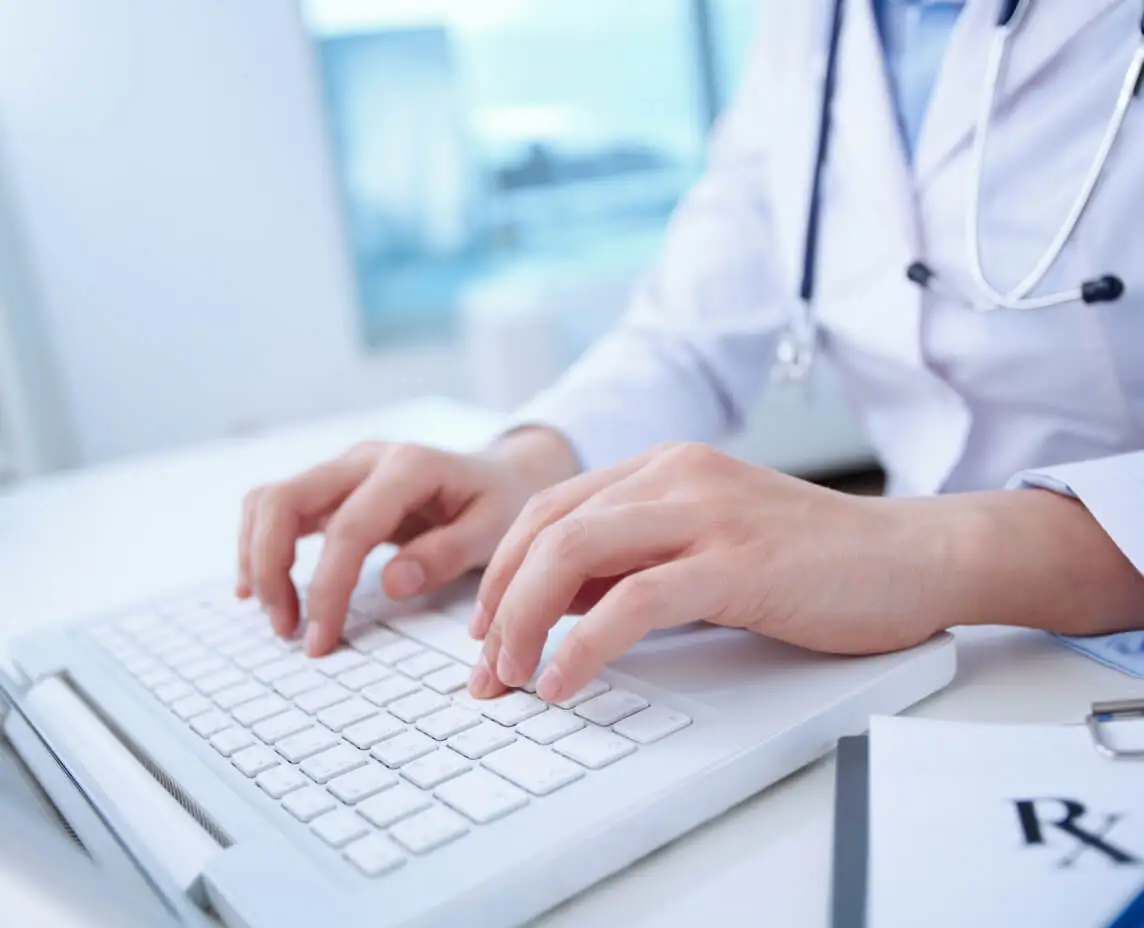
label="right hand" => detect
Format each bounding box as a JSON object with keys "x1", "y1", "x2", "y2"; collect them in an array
[{"x1": 237, "y1": 430, "x2": 579, "y2": 656}]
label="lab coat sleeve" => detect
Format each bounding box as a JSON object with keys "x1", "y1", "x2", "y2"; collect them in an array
[
  {"x1": 507, "y1": 28, "x2": 787, "y2": 472},
  {"x1": 1007, "y1": 452, "x2": 1144, "y2": 576}
]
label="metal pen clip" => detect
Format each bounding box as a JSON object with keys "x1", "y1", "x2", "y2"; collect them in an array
[{"x1": 1086, "y1": 699, "x2": 1144, "y2": 760}]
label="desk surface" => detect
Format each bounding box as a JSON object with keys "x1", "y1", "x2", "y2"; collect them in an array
[{"x1": 3, "y1": 398, "x2": 1143, "y2": 928}]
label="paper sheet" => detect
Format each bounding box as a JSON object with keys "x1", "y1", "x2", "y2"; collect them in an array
[{"x1": 868, "y1": 716, "x2": 1144, "y2": 928}]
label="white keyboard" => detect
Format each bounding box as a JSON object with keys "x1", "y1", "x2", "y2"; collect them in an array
[{"x1": 85, "y1": 588, "x2": 692, "y2": 878}]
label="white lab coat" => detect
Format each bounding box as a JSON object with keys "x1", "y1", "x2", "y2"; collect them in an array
[{"x1": 516, "y1": 0, "x2": 1144, "y2": 571}]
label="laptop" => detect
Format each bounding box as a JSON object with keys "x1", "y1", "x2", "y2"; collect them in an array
[{"x1": 1, "y1": 568, "x2": 956, "y2": 927}]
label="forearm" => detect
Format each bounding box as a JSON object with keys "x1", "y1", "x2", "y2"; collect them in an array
[{"x1": 939, "y1": 489, "x2": 1144, "y2": 636}]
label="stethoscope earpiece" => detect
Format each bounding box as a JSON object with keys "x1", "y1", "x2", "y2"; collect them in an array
[{"x1": 1081, "y1": 276, "x2": 1126, "y2": 305}]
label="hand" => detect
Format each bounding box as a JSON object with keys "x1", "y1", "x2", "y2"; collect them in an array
[
  {"x1": 469, "y1": 442, "x2": 953, "y2": 702},
  {"x1": 238, "y1": 429, "x2": 579, "y2": 655}
]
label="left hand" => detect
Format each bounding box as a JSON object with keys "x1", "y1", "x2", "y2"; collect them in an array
[{"x1": 468, "y1": 442, "x2": 953, "y2": 703}]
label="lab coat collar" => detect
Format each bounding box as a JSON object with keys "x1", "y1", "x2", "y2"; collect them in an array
[{"x1": 914, "y1": 0, "x2": 1126, "y2": 183}]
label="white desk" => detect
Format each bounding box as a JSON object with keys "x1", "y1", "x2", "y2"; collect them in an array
[{"x1": 3, "y1": 398, "x2": 1143, "y2": 928}]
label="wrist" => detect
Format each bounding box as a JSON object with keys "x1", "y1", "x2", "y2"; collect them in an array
[
  {"x1": 482, "y1": 426, "x2": 582, "y2": 495},
  {"x1": 924, "y1": 488, "x2": 1144, "y2": 636}
]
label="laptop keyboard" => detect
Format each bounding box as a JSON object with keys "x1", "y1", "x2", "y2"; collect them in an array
[{"x1": 85, "y1": 587, "x2": 692, "y2": 878}]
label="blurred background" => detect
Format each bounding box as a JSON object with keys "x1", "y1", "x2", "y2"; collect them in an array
[{"x1": 0, "y1": 0, "x2": 874, "y2": 486}]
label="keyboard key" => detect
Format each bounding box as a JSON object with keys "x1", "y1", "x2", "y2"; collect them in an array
[
  {"x1": 232, "y1": 745, "x2": 280, "y2": 777},
  {"x1": 171, "y1": 694, "x2": 213, "y2": 720},
  {"x1": 190, "y1": 710, "x2": 233, "y2": 737},
  {"x1": 253, "y1": 655, "x2": 307, "y2": 684},
  {"x1": 516, "y1": 709, "x2": 585, "y2": 745},
  {"x1": 387, "y1": 613, "x2": 483, "y2": 666},
  {"x1": 370, "y1": 731, "x2": 436, "y2": 768},
  {"x1": 480, "y1": 692, "x2": 547, "y2": 727},
  {"x1": 328, "y1": 763, "x2": 397, "y2": 803},
  {"x1": 119, "y1": 611, "x2": 162, "y2": 634},
  {"x1": 195, "y1": 668, "x2": 246, "y2": 696},
  {"x1": 213, "y1": 681, "x2": 267, "y2": 710},
  {"x1": 394, "y1": 651, "x2": 452, "y2": 679},
  {"x1": 282, "y1": 786, "x2": 337, "y2": 823},
  {"x1": 401, "y1": 749, "x2": 470, "y2": 789},
  {"x1": 574, "y1": 689, "x2": 649, "y2": 727},
  {"x1": 155, "y1": 642, "x2": 211, "y2": 666},
  {"x1": 448, "y1": 722, "x2": 517, "y2": 760},
  {"x1": 389, "y1": 807, "x2": 468, "y2": 855},
  {"x1": 300, "y1": 745, "x2": 367, "y2": 783},
  {"x1": 357, "y1": 784, "x2": 431, "y2": 828},
  {"x1": 553, "y1": 679, "x2": 609, "y2": 710},
  {"x1": 311, "y1": 808, "x2": 370, "y2": 848},
  {"x1": 256, "y1": 764, "x2": 307, "y2": 799},
  {"x1": 417, "y1": 707, "x2": 480, "y2": 741},
  {"x1": 253, "y1": 710, "x2": 311, "y2": 743},
  {"x1": 178, "y1": 656, "x2": 230, "y2": 683},
  {"x1": 310, "y1": 648, "x2": 369, "y2": 677},
  {"x1": 553, "y1": 728, "x2": 636, "y2": 769},
  {"x1": 388, "y1": 691, "x2": 449, "y2": 724},
  {"x1": 277, "y1": 726, "x2": 339, "y2": 763},
  {"x1": 344, "y1": 834, "x2": 406, "y2": 877},
  {"x1": 372, "y1": 640, "x2": 425, "y2": 666},
  {"x1": 216, "y1": 633, "x2": 265, "y2": 658},
  {"x1": 234, "y1": 644, "x2": 284, "y2": 670},
  {"x1": 345, "y1": 625, "x2": 402, "y2": 653},
  {"x1": 136, "y1": 666, "x2": 176, "y2": 689},
  {"x1": 337, "y1": 663, "x2": 392, "y2": 691},
  {"x1": 436, "y1": 769, "x2": 529, "y2": 825},
  {"x1": 343, "y1": 714, "x2": 404, "y2": 750},
  {"x1": 232, "y1": 695, "x2": 288, "y2": 726},
  {"x1": 482, "y1": 741, "x2": 584, "y2": 796},
  {"x1": 317, "y1": 698, "x2": 377, "y2": 732},
  {"x1": 154, "y1": 681, "x2": 194, "y2": 705},
  {"x1": 422, "y1": 664, "x2": 470, "y2": 695},
  {"x1": 296, "y1": 684, "x2": 352, "y2": 714},
  {"x1": 210, "y1": 727, "x2": 255, "y2": 757},
  {"x1": 613, "y1": 707, "x2": 692, "y2": 744},
  {"x1": 273, "y1": 670, "x2": 326, "y2": 699},
  {"x1": 361, "y1": 677, "x2": 419, "y2": 707}
]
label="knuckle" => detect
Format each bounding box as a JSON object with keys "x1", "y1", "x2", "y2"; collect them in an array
[
  {"x1": 325, "y1": 510, "x2": 377, "y2": 549},
  {"x1": 664, "y1": 441, "x2": 717, "y2": 469},
  {"x1": 242, "y1": 486, "x2": 265, "y2": 514},
  {"x1": 346, "y1": 440, "x2": 385, "y2": 462},
  {"x1": 520, "y1": 487, "x2": 563, "y2": 526},
  {"x1": 536, "y1": 516, "x2": 589, "y2": 563},
  {"x1": 615, "y1": 574, "x2": 664, "y2": 619}
]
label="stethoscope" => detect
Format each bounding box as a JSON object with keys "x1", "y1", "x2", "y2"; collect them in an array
[{"x1": 775, "y1": 0, "x2": 1144, "y2": 384}]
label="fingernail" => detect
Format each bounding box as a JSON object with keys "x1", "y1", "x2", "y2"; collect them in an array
[
  {"x1": 497, "y1": 648, "x2": 524, "y2": 688},
  {"x1": 468, "y1": 655, "x2": 491, "y2": 696},
  {"x1": 537, "y1": 664, "x2": 564, "y2": 703},
  {"x1": 304, "y1": 622, "x2": 322, "y2": 657},
  {"x1": 388, "y1": 560, "x2": 426, "y2": 599},
  {"x1": 235, "y1": 583, "x2": 250, "y2": 600},
  {"x1": 469, "y1": 602, "x2": 486, "y2": 640}
]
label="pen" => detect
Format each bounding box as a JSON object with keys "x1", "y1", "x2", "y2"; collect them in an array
[{"x1": 1107, "y1": 885, "x2": 1144, "y2": 928}]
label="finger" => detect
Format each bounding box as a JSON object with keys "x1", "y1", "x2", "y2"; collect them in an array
[
  {"x1": 250, "y1": 453, "x2": 376, "y2": 636},
  {"x1": 383, "y1": 498, "x2": 502, "y2": 601},
  {"x1": 472, "y1": 453, "x2": 652, "y2": 641},
  {"x1": 305, "y1": 449, "x2": 445, "y2": 655},
  {"x1": 536, "y1": 557, "x2": 720, "y2": 703},
  {"x1": 479, "y1": 503, "x2": 695, "y2": 691},
  {"x1": 474, "y1": 463, "x2": 668, "y2": 691},
  {"x1": 236, "y1": 488, "x2": 263, "y2": 599}
]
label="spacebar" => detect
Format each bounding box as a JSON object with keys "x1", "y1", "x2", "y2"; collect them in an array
[{"x1": 387, "y1": 614, "x2": 482, "y2": 666}]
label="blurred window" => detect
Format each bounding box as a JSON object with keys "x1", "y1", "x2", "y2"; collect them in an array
[{"x1": 302, "y1": 0, "x2": 762, "y2": 344}]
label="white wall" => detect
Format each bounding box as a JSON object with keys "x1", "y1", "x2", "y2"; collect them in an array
[{"x1": 0, "y1": 0, "x2": 471, "y2": 465}]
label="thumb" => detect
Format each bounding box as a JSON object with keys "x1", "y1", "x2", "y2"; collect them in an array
[{"x1": 382, "y1": 502, "x2": 504, "y2": 600}]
